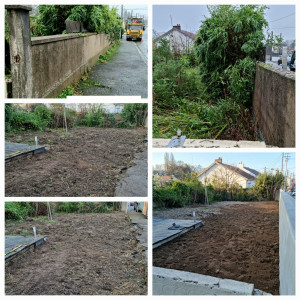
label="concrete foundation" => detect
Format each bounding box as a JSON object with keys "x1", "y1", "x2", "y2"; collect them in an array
[
  {"x1": 5, "y1": 142, "x2": 47, "y2": 161},
  {"x1": 153, "y1": 139, "x2": 269, "y2": 148},
  {"x1": 153, "y1": 218, "x2": 203, "y2": 249},
  {"x1": 5, "y1": 235, "x2": 46, "y2": 261},
  {"x1": 153, "y1": 267, "x2": 258, "y2": 295}
]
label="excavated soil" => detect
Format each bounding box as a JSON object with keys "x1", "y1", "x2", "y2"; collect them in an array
[
  {"x1": 5, "y1": 212, "x2": 147, "y2": 295},
  {"x1": 5, "y1": 128, "x2": 147, "y2": 196},
  {"x1": 153, "y1": 201, "x2": 279, "y2": 295}
]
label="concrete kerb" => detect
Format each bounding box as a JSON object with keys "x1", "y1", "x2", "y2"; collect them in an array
[
  {"x1": 153, "y1": 139, "x2": 269, "y2": 148},
  {"x1": 153, "y1": 267, "x2": 258, "y2": 295}
]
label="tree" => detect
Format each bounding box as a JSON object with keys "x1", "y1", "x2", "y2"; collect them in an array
[
  {"x1": 30, "y1": 5, "x2": 122, "y2": 41},
  {"x1": 210, "y1": 165, "x2": 242, "y2": 193},
  {"x1": 253, "y1": 171, "x2": 285, "y2": 201},
  {"x1": 194, "y1": 5, "x2": 269, "y2": 106}
]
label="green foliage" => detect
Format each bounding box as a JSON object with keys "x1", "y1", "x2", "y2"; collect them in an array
[
  {"x1": 5, "y1": 202, "x2": 33, "y2": 220},
  {"x1": 57, "y1": 86, "x2": 75, "y2": 98},
  {"x1": 194, "y1": 5, "x2": 268, "y2": 105},
  {"x1": 97, "y1": 42, "x2": 120, "y2": 63},
  {"x1": 7, "y1": 105, "x2": 53, "y2": 131},
  {"x1": 253, "y1": 171, "x2": 285, "y2": 200},
  {"x1": 80, "y1": 106, "x2": 106, "y2": 127},
  {"x1": 153, "y1": 98, "x2": 256, "y2": 140},
  {"x1": 31, "y1": 5, "x2": 122, "y2": 42},
  {"x1": 6, "y1": 104, "x2": 147, "y2": 133},
  {"x1": 121, "y1": 104, "x2": 148, "y2": 127},
  {"x1": 5, "y1": 104, "x2": 13, "y2": 131},
  {"x1": 55, "y1": 202, "x2": 120, "y2": 213},
  {"x1": 152, "y1": 5, "x2": 273, "y2": 140}
]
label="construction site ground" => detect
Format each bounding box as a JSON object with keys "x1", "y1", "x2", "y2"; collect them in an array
[
  {"x1": 153, "y1": 201, "x2": 279, "y2": 295},
  {"x1": 5, "y1": 127, "x2": 147, "y2": 197},
  {"x1": 5, "y1": 212, "x2": 147, "y2": 295}
]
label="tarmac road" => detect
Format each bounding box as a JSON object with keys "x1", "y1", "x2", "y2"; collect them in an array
[{"x1": 82, "y1": 31, "x2": 148, "y2": 98}]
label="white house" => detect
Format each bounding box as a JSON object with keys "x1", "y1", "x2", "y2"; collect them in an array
[
  {"x1": 198, "y1": 158, "x2": 259, "y2": 189},
  {"x1": 154, "y1": 24, "x2": 196, "y2": 54}
]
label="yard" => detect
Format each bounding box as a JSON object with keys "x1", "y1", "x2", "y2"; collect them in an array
[
  {"x1": 5, "y1": 127, "x2": 147, "y2": 197},
  {"x1": 5, "y1": 212, "x2": 147, "y2": 295},
  {"x1": 153, "y1": 201, "x2": 279, "y2": 295}
]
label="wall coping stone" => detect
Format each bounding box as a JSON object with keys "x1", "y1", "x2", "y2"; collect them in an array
[
  {"x1": 257, "y1": 62, "x2": 295, "y2": 81},
  {"x1": 31, "y1": 32, "x2": 98, "y2": 46},
  {"x1": 5, "y1": 5, "x2": 32, "y2": 11}
]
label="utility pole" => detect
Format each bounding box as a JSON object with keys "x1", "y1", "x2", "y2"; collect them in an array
[
  {"x1": 281, "y1": 152, "x2": 284, "y2": 173},
  {"x1": 270, "y1": 31, "x2": 273, "y2": 62},
  {"x1": 63, "y1": 104, "x2": 68, "y2": 133},
  {"x1": 284, "y1": 154, "x2": 290, "y2": 191}
]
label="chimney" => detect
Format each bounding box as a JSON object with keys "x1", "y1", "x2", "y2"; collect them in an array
[
  {"x1": 215, "y1": 157, "x2": 222, "y2": 163},
  {"x1": 237, "y1": 162, "x2": 244, "y2": 169},
  {"x1": 173, "y1": 24, "x2": 181, "y2": 30}
]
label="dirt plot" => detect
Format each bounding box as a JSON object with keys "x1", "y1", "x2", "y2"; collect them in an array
[
  {"x1": 153, "y1": 201, "x2": 279, "y2": 295},
  {"x1": 5, "y1": 127, "x2": 147, "y2": 196},
  {"x1": 5, "y1": 212, "x2": 147, "y2": 295}
]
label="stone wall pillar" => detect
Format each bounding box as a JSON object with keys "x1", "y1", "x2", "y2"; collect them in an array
[{"x1": 6, "y1": 5, "x2": 33, "y2": 98}]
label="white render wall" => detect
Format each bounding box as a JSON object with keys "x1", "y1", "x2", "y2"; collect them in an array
[
  {"x1": 279, "y1": 190, "x2": 295, "y2": 295},
  {"x1": 198, "y1": 164, "x2": 248, "y2": 188},
  {"x1": 162, "y1": 30, "x2": 194, "y2": 53}
]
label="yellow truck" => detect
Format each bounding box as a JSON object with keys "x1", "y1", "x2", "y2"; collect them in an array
[{"x1": 126, "y1": 18, "x2": 144, "y2": 41}]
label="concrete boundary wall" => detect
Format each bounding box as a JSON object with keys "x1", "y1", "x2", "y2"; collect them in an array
[
  {"x1": 279, "y1": 190, "x2": 295, "y2": 295},
  {"x1": 253, "y1": 63, "x2": 295, "y2": 147},
  {"x1": 31, "y1": 33, "x2": 111, "y2": 98},
  {"x1": 153, "y1": 267, "x2": 256, "y2": 295},
  {"x1": 6, "y1": 6, "x2": 111, "y2": 98}
]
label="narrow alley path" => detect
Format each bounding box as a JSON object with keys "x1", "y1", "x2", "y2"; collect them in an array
[{"x1": 83, "y1": 32, "x2": 148, "y2": 98}]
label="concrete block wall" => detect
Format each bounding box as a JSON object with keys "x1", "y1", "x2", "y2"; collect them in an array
[
  {"x1": 31, "y1": 33, "x2": 111, "y2": 98},
  {"x1": 279, "y1": 190, "x2": 295, "y2": 295},
  {"x1": 253, "y1": 63, "x2": 295, "y2": 147}
]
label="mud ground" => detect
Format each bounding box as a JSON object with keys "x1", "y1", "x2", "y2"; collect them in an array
[
  {"x1": 5, "y1": 212, "x2": 147, "y2": 295},
  {"x1": 5, "y1": 127, "x2": 147, "y2": 197},
  {"x1": 153, "y1": 201, "x2": 279, "y2": 295}
]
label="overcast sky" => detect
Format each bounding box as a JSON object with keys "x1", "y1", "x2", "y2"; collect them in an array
[
  {"x1": 113, "y1": 5, "x2": 148, "y2": 18},
  {"x1": 153, "y1": 5, "x2": 295, "y2": 40},
  {"x1": 152, "y1": 152, "x2": 295, "y2": 175}
]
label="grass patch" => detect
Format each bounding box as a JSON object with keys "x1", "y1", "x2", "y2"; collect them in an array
[{"x1": 97, "y1": 42, "x2": 120, "y2": 63}]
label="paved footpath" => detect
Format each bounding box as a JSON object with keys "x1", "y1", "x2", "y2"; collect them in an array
[
  {"x1": 83, "y1": 37, "x2": 148, "y2": 98},
  {"x1": 115, "y1": 150, "x2": 147, "y2": 197}
]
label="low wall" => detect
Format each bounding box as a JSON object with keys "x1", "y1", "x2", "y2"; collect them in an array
[
  {"x1": 31, "y1": 33, "x2": 111, "y2": 98},
  {"x1": 279, "y1": 191, "x2": 295, "y2": 295},
  {"x1": 253, "y1": 63, "x2": 295, "y2": 147}
]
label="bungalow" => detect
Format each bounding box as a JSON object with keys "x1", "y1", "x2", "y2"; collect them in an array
[{"x1": 198, "y1": 158, "x2": 259, "y2": 189}]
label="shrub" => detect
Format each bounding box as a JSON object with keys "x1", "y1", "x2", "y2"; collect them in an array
[
  {"x1": 5, "y1": 202, "x2": 33, "y2": 220},
  {"x1": 194, "y1": 5, "x2": 268, "y2": 105},
  {"x1": 121, "y1": 104, "x2": 148, "y2": 127}
]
